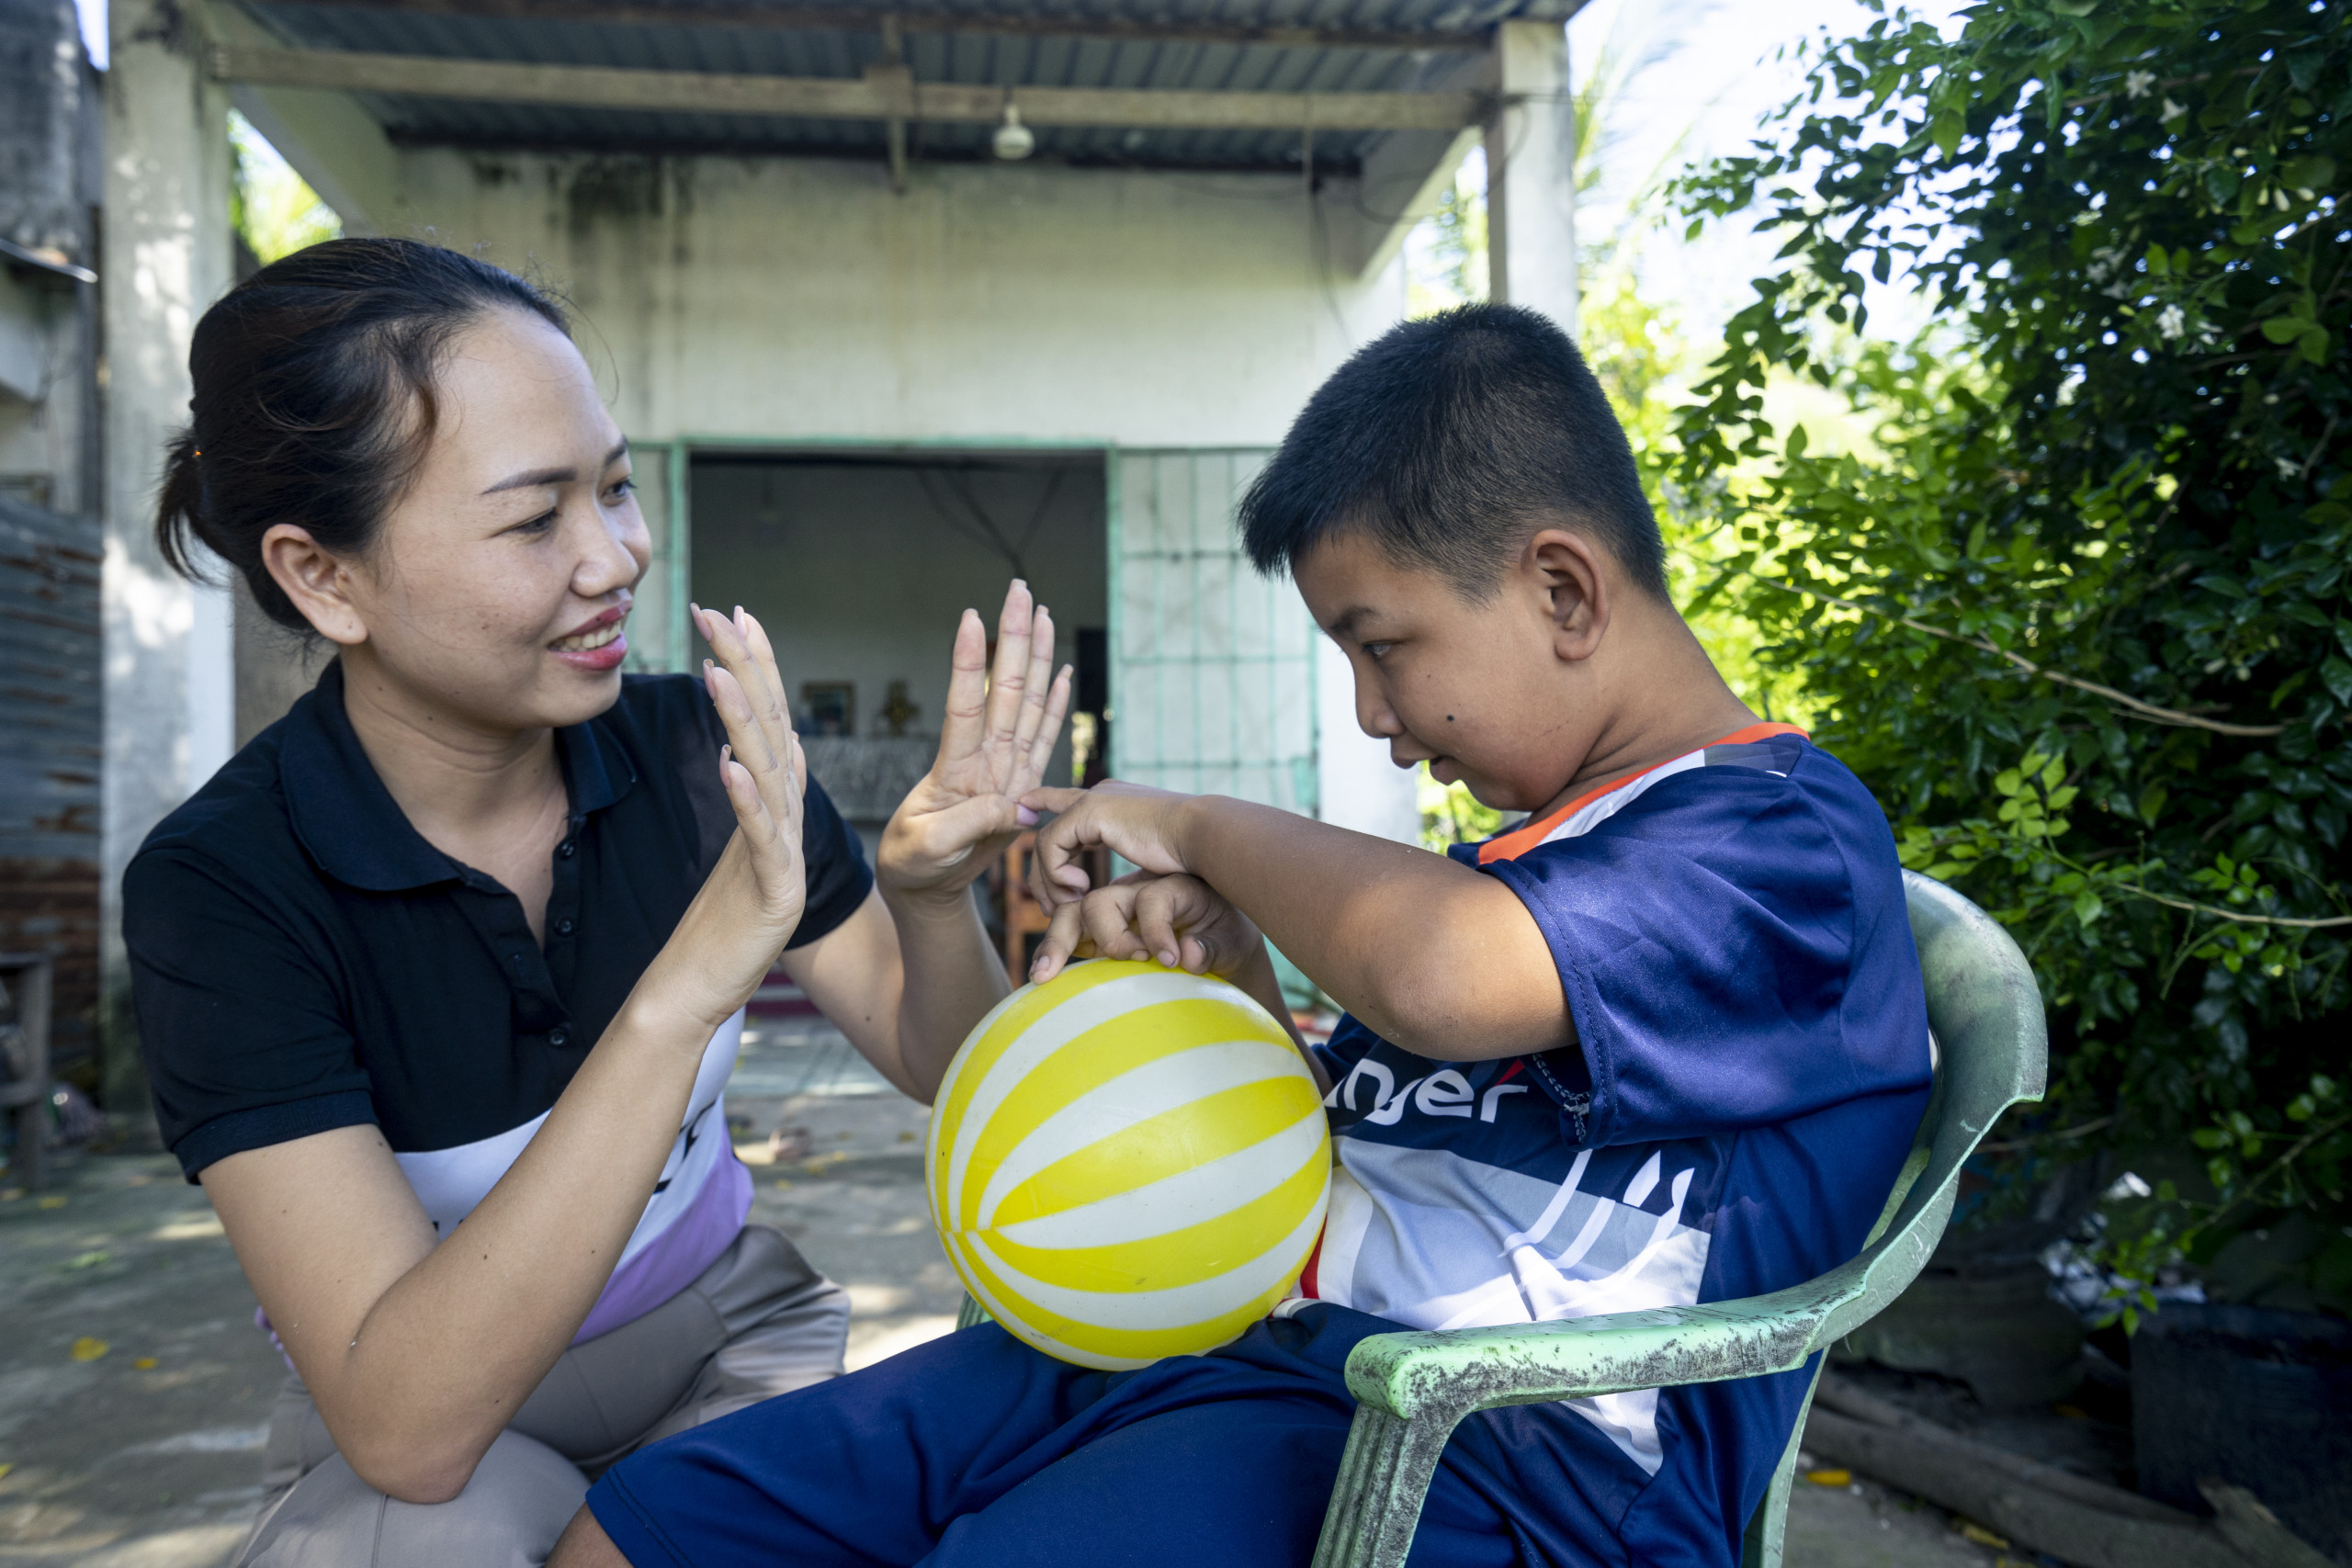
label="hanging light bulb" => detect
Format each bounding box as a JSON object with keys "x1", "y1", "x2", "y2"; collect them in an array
[{"x1": 993, "y1": 99, "x2": 1035, "y2": 161}]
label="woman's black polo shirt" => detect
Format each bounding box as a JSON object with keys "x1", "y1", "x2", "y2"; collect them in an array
[{"x1": 125, "y1": 660, "x2": 872, "y2": 1179}]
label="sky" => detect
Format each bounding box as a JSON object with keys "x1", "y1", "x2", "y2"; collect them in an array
[
  {"x1": 1565, "y1": 0, "x2": 1971, "y2": 344},
  {"x1": 72, "y1": 0, "x2": 104, "y2": 70}
]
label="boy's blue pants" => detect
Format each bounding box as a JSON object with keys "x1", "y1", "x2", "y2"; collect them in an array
[{"x1": 586, "y1": 1303, "x2": 1632, "y2": 1567}]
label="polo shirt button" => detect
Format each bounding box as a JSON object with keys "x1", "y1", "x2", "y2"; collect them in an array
[
  {"x1": 557, "y1": 918, "x2": 575, "y2": 937},
  {"x1": 560, "y1": 840, "x2": 576, "y2": 859},
  {"x1": 549, "y1": 1027, "x2": 570, "y2": 1047}
]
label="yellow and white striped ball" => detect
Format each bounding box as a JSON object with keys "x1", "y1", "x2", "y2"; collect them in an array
[{"x1": 928, "y1": 957, "x2": 1331, "y2": 1371}]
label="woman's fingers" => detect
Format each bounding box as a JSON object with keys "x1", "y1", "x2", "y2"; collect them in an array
[
  {"x1": 1014, "y1": 664, "x2": 1074, "y2": 795},
  {"x1": 696, "y1": 605, "x2": 783, "y2": 726},
  {"x1": 698, "y1": 607, "x2": 800, "y2": 831},
  {"x1": 706, "y1": 660, "x2": 799, "y2": 845},
  {"x1": 1007, "y1": 604, "x2": 1056, "y2": 760},
  {"x1": 984, "y1": 581, "x2": 1036, "y2": 756},
  {"x1": 779, "y1": 729, "x2": 808, "y2": 842},
  {"x1": 735, "y1": 608, "x2": 792, "y2": 746},
  {"x1": 899, "y1": 791, "x2": 1022, "y2": 871},
  {"x1": 934, "y1": 608, "x2": 989, "y2": 771}
]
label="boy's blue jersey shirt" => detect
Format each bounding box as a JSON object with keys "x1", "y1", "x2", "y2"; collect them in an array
[{"x1": 1296, "y1": 729, "x2": 1934, "y2": 1565}]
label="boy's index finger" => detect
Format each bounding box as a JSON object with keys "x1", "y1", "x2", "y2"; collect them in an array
[{"x1": 1030, "y1": 900, "x2": 1087, "y2": 984}]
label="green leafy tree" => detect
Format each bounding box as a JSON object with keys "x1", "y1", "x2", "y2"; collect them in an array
[
  {"x1": 230, "y1": 110, "x2": 340, "y2": 265},
  {"x1": 1668, "y1": 0, "x2": 2349, "y2": 1316}
]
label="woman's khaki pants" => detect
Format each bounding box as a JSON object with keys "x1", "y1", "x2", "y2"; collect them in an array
[{"x1": 235, "y1": 1224, "x2": 850, "y2": 1567}]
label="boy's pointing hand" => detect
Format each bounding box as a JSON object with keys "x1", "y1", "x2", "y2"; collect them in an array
[
  {"x1": 1026, "y1": 872, "x2": 1261, "y2": 986},
  {"x1": 1020, "y1": 782, "x2": 1194, "y2": 907}
]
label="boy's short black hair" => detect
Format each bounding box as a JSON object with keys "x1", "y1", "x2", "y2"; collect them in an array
[{"x1": 1238, "y1": 303, "x2": 1668, "y2": 600}]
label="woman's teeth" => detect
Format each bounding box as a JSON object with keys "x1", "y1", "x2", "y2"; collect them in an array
[{"x1": 553, "y1": 623, "x2": 622, "y2": 652}]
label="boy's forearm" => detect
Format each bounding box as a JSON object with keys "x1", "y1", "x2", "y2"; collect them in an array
[
  {"x1": 1223, "y1": 937, "x2": 1329, "y2": 1092},
  {"x1": 1171, "y1": 795, "x2": 1568, "y2": 1061},
  {"x1": 884, "y1": 885, "x2": 1011, "y2": 1100}
]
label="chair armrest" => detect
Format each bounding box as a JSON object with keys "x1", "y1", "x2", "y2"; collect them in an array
[{"x1": 1344, "y1": 1269, "x2": 1869, "y2": 1423}]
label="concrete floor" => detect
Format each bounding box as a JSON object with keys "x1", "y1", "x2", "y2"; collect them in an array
[{"x1": 1, "y1": 1020, "x2": 2018, "y2": 1568}]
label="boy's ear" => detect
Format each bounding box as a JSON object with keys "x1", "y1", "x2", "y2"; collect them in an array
[{"x1": 1525, "y1": 527, "x2": 1610, "y2": 663}]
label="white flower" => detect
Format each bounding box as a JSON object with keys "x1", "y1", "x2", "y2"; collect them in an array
[
  {"x1": 2125, "y1": 70, "x2": 2157, "y2": 100},
  {"x1": 2087, "y1": 244, "x2": 2125, "y2": 283},
  {"x1": 2277, "y1": 457, "x2": 2302, "y2": 481},
  {"x1": 2157, "y1": 304, "x2": 2187, "y2": 339},
  {"x1": 2160, "y1": 97, "x2": 2188, "y2": 123}
]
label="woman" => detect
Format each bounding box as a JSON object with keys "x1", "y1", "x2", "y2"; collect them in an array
[{"x1": 124, "y1": 238, "x2": 1068, "y2": 1566}]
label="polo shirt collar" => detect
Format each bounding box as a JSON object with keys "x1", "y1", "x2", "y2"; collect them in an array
[{"x1": 280, "y1": 660, "x2": 635, "y2": 892}]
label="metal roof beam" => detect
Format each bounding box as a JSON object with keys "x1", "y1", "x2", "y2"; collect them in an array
[
  {"x1": 252, "y1": 0, "x2": 1495, "y2": 52},
  {"x1": 209, "y1": 45, "x2": 1490, "y2": 131}
]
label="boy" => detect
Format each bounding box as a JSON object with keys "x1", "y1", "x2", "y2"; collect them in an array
[{"x1": 553, "y1": 305, "x2": 1933, "y2": 1567}]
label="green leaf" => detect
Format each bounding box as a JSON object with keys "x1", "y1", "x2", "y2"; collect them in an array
[
  {"x1": 1930, "y1": 112, "x2": 1965, "y2": 159},
  {"x1": 2041, "y1": 758, "x2": 2065, "y2": 791},
  {"x1": 2299, "y1": 328, "x2": 2329, "y2": 367},
  {"x1": 2260, "y1": 314, "x2": 2312, "y2": 344},
  {"x1": 2280, "y1": 155, "x2": 2336, "y2": 194},
  {"x1": 2138, "y1": 785, "x2": 2167, "y2": 825}
]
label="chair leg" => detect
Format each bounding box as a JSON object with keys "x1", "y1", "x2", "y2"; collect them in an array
[
  {"x1": 955, "y1": 1293, "x2": 992, "y2": 1331},
  {"x1": 1740, "y1": 1359, "x2": 1826, "y2": 1568},
  {"x1": 1311, "y1": 1403, "x2": 1456, "y2": 1568}
]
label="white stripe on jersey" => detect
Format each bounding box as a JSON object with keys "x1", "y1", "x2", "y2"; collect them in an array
[{"x1": 396, "y1": 1007, "x2": 744, "y2": 1270}]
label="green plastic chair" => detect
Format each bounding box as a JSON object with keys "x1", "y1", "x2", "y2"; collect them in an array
[
  {"x1": 1308, "y1": 871, "x2": 2048, "y2": 1568},
  {"x1": 954, "y1": 873, "x2": 2046, "y2": 1568}
]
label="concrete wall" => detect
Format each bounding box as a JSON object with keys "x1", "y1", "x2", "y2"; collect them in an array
[
  {"x1": 689, "y1": 455, "x2": 1105, "y2": 808},
  {"x1": 383, "y1": 150, "x2": 1408, "y2": 450},
  {"x1": 99, "y1": 0, "x2": 236, "y2": 1111}
]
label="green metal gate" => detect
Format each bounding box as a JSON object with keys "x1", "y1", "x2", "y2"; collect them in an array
[
  {"x1": 1108, "y1": 450, "x2": 1325, "y2": 1008},
  {"x1": 1106, "y1": 448, "x2": 1317, "y2": 816}
]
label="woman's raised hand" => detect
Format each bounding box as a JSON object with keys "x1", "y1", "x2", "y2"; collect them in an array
[
  {"x1": 878, "y1": 581, "x2": 1073, "y2": 902},
  {"x1": 659, "y1": 603, "x2": 808, "y2": 1028}
]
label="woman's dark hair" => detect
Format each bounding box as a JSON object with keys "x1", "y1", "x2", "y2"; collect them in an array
[{"x1": 156, "y1": 237, "x2": 571, "y2": 630}]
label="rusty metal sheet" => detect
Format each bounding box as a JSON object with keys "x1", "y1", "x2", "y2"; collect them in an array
[{"x1": 0, "y1": 493, "x2": 100, "y2": 1075}]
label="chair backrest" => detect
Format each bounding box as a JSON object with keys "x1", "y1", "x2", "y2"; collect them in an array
[{"x1": 1810, "y1": 871, "x2": 2049, "y2": 1349}]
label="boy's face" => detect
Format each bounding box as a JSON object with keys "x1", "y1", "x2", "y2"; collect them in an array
[{"x1": 1294, "y1": 528, "x2": 1609, "y2": 814}]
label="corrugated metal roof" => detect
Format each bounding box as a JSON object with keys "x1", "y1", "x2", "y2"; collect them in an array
[{"x1": 241, "y1": 0, "x2": 1577, "y2": 168}]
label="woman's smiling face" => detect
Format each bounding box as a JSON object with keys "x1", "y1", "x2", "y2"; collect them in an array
[{"x1": 326, "y1": 307, "x2": 650, "y2": 734}]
